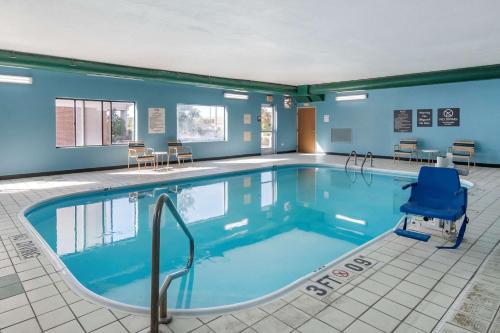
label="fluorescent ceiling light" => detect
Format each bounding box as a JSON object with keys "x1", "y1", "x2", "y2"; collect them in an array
[
  {"x1": 335, "y1": 93, "x2": 367, "y2": 101},
  {"x1": 224, "y1": 92, "x2": 249, "y2": 100},
  {"x1": 224, "y1": 218, "x2": 248, "y2": 230},
  {"x1": 0, "y1": 64, "x2": 30, "y2": 70},
  {"x1": 0, "y1": 74, "x2": 32, "y2": 84},
  {"x1": 87, "y1": 73, "x2": 144, "y2": 81},
  {"x1": 335, "y1": 214, "x2": 366, "y2": 225}
]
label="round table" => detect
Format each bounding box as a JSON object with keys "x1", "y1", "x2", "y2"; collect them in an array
[
  {"x1": 420, "y1": 149, "x2": 439, "y2": 164},
  {"x1": 153, "y1": 151, "x2": 169, "y2": 170}
]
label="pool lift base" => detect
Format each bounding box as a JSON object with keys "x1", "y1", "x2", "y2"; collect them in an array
[
  {"x1": 159, "y1": 314, "x2": 172, "y2": 325},
  {"x1": 394, "y1": 215, "x2": 468, "y2": 249}
]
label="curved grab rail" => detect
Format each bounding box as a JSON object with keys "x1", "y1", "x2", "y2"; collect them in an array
[
  {"x1": 345, "y1": 150, "x2": 358, "y2": 169},
  {"x1": 151, "y1": 193, "x2": 195, "y2": 333},
  {"x1": 361, "y1": 152, "x2": 373, "y2": 172}
]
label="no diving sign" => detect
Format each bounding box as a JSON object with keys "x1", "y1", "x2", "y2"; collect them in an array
[{"x1": 438, "y1": 108, "x2": 460, "y2": 126}]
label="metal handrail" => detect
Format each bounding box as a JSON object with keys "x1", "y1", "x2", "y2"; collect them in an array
[
  {"x1": 361, "y1": 171, "x2": 373, "y2": 186},
  {"x1": 150, "y1": 193, "x2": 195, "y2": 333},
  {"x1": 361, "y1": 152, "x2": 373, "y2": 172},
  {"x1": 345, "y1": 150, "x2": 358, "y2": 169}
]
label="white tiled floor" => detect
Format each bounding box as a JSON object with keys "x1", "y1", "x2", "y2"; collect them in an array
[{"x1": 0, "y1": 153, "x2": 499, "y2": 332}]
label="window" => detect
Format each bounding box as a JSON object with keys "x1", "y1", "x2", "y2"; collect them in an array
[
  {"x1": 177, "y1": 104, "x2": 227, "y2": 142},
  {"x1": 261, "y1": 171, "x2": 277, "y2": 208},
  {"x1": 55, "y1": 98, "x2": 135, "y2": 147},
  {"x1": 176, "y1": 182, "x2": 228, "y2": 224},
  {"x1": 55, "y1": 198, "x2": 138, "y2": 255}
]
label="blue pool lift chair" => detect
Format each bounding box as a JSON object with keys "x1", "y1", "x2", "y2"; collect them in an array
[{"x1": 395, "y1": 166, "x2": 469, "y2": 249}]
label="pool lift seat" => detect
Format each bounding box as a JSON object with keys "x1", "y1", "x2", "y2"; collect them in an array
[{"x1": 395, "y1": 166, "x2": 469, "y2": 249}]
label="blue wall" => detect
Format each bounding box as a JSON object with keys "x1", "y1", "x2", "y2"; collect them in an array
[
  {"x1": 308, "y1": 79, "x2": 500, "y2": 164},
  {"x1": 0, "y1": 67, "x2": 297, "y2": 176}
]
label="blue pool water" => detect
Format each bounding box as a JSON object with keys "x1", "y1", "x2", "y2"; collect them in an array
[{"x1": 25, "y1": 165, "x2": 412, "y2": 310}]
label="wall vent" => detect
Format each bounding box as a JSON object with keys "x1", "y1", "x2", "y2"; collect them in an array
[{"x1": 331, "y1": 128, "x2": 352, "y2": 143}]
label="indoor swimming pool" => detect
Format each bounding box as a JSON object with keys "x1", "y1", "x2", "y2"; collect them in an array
[{"x1": 24, "y1": 165, "x2": 413, "y2": 313}]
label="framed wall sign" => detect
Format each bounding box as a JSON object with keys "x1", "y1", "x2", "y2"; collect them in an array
[
  {"x1": 243, "y1": 131, "x2": 252, "y2": 142},
  {"x1": 394, "y1": 109, "x2": 412, "y2": 132},
  {"x1": 244, "y1": 113, "x2": 251, "y2": 124},
  {"x1": 148, "y1": 107, "x2": 165, "y2": 134},
  {"x1": 438, "y1": 108, "x2": 460, "y2": 126},
  {"x1": 417, "y1": 109, "x2": 433, "y2": 127}
]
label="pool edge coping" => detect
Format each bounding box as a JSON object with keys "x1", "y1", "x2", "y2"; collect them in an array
[{"x1": 16, "y1": 161, "x2": 474, "y2": 317}]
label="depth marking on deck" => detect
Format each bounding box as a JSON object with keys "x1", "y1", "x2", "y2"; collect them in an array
[
  {"x1": 302, "y1": 255, "x2": 378, "y2": 299},
  {"x1": 9, "y1": 234, "x2": 41, "y2": 260}
]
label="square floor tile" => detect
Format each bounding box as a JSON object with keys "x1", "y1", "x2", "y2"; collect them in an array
[
  {"x1": 298, "y1": 318, "x2": 339, "y2": 333},
  {"x1": 0, "y1": 304, "x2": 34, "y2": 329},
  {"x1": 345, "y1": 320, "x2": 383, "y2": 333},
  {"x1": 252, "y1": 316, "x2": 292, "y2": 333},
  {"x1": 360, "y1": 308, "x2": 400, "y2": 332},
  {"x1": 120, "y1": 315, "x2": 149, "y2": 332},
  {"x1": 385, "y1": 289, "x2": 421, "y2": 308},
  {"x1": 404, "y1": 311, "x2": 438, "y2": 332},
  {"x1": 330, "y1": 295, "x2": 369, "y2": 317},
  {"x1": 358, "y1": 278, "x2": 392, "y2": 296},
  {"x1": 373, "y1": 298, "x2": 411, "y2": 320},
  {"x1": 425, "y1": 291, "x2": 454, "y2": 308},
  {"x1": 346, "y1": 287, "x2": 380, "y2": 306},
  {"x1": 233, "y1": 307, "x2": 267, "y2": 326},
  {"x1": 316, "y1": 306, "x2": 355, "y2": 331},
  {"x1": 44, "y1": 320, "x2": 85, "y2": 333},
  {"x1": 93, "y1": 321, "x2": 129, "y2": 333},
  {"x1": 31, "y1": 294, "x2": 66, "y2": 316},
  {"x1": 416, "y1": 300, "x2": 447, "y2": 320},
  {"x1": 0, "y1": 292, "x2": 28, "y2": 314},
  {"x1": 274, "y1": 304, "x2": 311, "y2": 328},
  {"x1": 396, "y1": 281, "x2": 429, "y2": 298},
  {"x1": 2, "y1": 318, "x2": 41, "y2": 333},
  {"x1": 37, "y1": 306, "x2": 75, "y2": 331},
  {"x1": 207, "y1": 315, "x2": 247, "y2": 333},
  {"x1": 291, "y1": 294, "x2": 327, "y2": 316},
  {"x1": 79, "y1": 308, "x2": 116, "y2": 332},
  {"x1": 393, "y1": 322, "x2": 426, "y2": 333}
]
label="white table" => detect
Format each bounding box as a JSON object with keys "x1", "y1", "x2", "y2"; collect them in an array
[
  {"x1": 420, "y1": 149, "x2": 440, "y2": 164},
  {"x1": 153, "y1": 151, "x2": 169, "y2": 170}
]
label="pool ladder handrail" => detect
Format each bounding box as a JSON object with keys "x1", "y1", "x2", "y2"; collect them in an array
[
  {"x1": 150, "y1": 193, "x2": 194, "y2": 333},
  {"x1": 345, "y1": 150, "x2": 358, "y2": 169},
  {"x1": 361, "y1": 152, "x2": 374, "y2": 172}
]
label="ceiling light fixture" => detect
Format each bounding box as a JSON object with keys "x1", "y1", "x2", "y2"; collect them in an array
[
  {"x1": 0, "y1": 74, "x2": 32, "y2": 84},
  {"x1": 335, "y1": 93, "x2": 368, "y2": 101},
  {"x1": 224, "y1": 92, "x2": 249, "y2": 100},
  {"x1": 87, "y1": 73, "x2": 144, "y2": 81}
]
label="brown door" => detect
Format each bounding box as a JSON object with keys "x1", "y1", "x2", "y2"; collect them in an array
[{"x1": 298, "y1": 107, "x2": 316, "y2": 153}]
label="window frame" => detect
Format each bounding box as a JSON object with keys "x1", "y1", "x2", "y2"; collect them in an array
[
  {"x1": 176, "y1": 103, "x2": 228, "y2": 143},
  {"x1": 55, "y1": 97, "x2": 136, "y2": 148}
]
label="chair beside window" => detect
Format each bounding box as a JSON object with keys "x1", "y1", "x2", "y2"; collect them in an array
[
  {"x1": 394, "y1": 138, "x2": 418, "y2": 164},
  {"x1": 128, "y1": 141, "x2": 155, "y2": 170},
  {"x1": 168, "y1": 141, "x2": 193, "y2": 166},
  {"x1": 449, "y1": 140, "x2": 475, "y2": 168}
]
